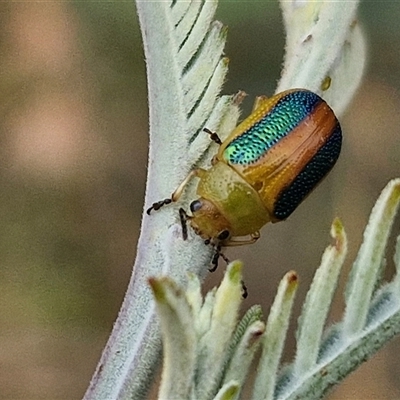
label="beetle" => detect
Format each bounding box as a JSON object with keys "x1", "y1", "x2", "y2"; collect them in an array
[{"x1": 147, "y1": 89, "x2": 342, "y2": 270}]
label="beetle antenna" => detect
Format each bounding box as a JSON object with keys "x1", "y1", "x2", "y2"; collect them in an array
[{"x1": 178, "y1": 208, "x2": 189, "y2": 240}]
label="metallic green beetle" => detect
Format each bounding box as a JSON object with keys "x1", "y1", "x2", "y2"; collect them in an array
[{"x1": 148, "y1": 89, "x2": 342, "y2": 269}]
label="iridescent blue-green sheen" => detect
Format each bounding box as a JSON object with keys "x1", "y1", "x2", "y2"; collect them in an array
[{"x1": 223, "y1": 91, "x2": 321, "y2": 165}]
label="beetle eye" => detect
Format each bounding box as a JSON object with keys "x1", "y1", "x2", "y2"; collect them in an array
[
  {"x1": 218, "y1": 230, "x2": 230, "y2": 241},
  {"x1": 190, "y1": 200, "x2": 202, "y2": 213}
]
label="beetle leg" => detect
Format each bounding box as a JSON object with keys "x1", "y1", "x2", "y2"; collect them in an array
[
  {"x1": 209, "y1": 250, "x2": 219, "y2": 272},
  {"x1": 252, "y1": 95, "x2": 269, "y2": 113},
  {"x1": 209, "y1": 243, "x2": 230, "y2": 272},
  {"x1": 208, "y1": 243, "x2": 248, "y2": 299},
  {"x1": 233, "y1": 90, "x2": 247, "y2": 105},
  {"x1": 208, "y1": 231, "x2": 260, "y2": 272},
  {"x1": 203, "y1": 127, "x2": 222, "y2": 145},
  {"x1": 224, "y1": 231, "x2": 261, "y2": 247},
  {"x1": 206, "y1": 240, "x2": 248, "y2": 298},
  {"x1": 202, "y1": 90, "x2": 246, "y2": 146},
  {"x1": 146, "y1": 169, "x2": 205, "y2": 214}
]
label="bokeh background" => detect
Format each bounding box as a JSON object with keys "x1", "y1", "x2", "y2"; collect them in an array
[{"x1": 1, "y1": 2, "x2": 400, "y2": 399}]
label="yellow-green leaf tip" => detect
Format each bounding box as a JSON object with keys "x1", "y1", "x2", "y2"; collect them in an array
[{"x1": 227, "y1": 260, "x2": 243, "y2": 286}]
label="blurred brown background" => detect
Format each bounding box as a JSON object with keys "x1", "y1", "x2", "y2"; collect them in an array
[{"x1": 0, "y1": 2, "x2": 399, "y2": 399}]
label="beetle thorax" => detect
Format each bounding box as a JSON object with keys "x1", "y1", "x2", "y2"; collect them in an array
[{"x1": 193, "y1": 161, "x2": 270, "y2": 239}]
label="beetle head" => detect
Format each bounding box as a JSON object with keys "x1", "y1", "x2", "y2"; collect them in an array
[{"x1": 188, "y1": 197, "x2": 232, "y2": 243}]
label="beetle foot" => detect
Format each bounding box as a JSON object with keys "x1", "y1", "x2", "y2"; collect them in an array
[
  {"x1": 203, "y1": 128, "x2": 222, "y2": 145},
  {"x1": 241, "y1": 280, "x2": 248, "y2": 299},
  {"x1": 146, "y1": 198, "x2": 172, "y2": 215}
]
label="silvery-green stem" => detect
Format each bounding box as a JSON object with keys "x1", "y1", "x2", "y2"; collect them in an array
[{"x1": 83, "y1": 1, "x2": 365, "y2": 399}]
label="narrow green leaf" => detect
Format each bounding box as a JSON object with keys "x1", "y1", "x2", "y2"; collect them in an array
[
  {"x1": 196, "y1": 261, "x2": 244, "y2": 399},
  {"x1": 294, "y1": 218, "x2": 347, "y2": 374},
  {"x1": 278, "y1": 0, "x2": 364, "y2": 116},
  {"x1": 252, "y1": 271, "x2": 299, "y2": 400},
  {"x1": 344, "y1": 179, "x2": 400, "y2": 336},
  {"x1": 150, "y1": 277, "x2": 197, "y2": 400},
  {"x1": 213, "y1": 381, "x2": 240, "y2": 400},
  {"x1": 222, "y1": 321, "x2": 265, "y2": 397}
]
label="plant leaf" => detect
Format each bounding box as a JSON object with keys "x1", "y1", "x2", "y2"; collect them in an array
[
  {"x1": 149, "y1": 277, "x2": 197, "y2": 399},
  {"x1": 252, "y1": 271, "x2": 299, "y2": 400},
  {"x1": 273, "y1": 180, "x2": 400, "y2": 399},
  {"x1": 277, "y1": 0, "x2": 365, "y2": 116},
  {"x1": 83, "y1": 2, "x2": 241, "y2": 399}
]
